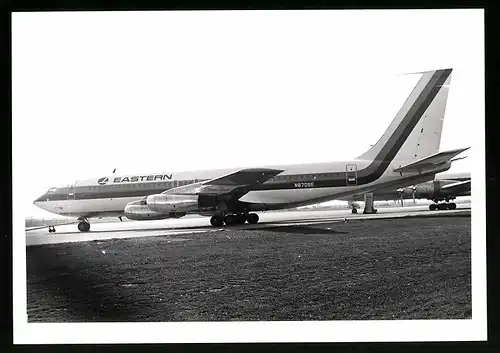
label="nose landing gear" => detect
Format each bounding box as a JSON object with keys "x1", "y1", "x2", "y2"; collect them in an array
[{"x1": 77, "y1": 217, "x2": 91, "y2": 232}]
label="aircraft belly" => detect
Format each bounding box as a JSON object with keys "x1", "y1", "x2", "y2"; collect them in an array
[{"x1": 239, "y1": 187, "x2": 350, "y2": 204}]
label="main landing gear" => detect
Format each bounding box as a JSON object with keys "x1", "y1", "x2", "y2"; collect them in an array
[
  {"x1": 77, "y1": 217, "x2": 91, "y2": 232},
  {"x1": 210, "y1": 213, "x2": 259, "y2": 227},
  {"x1": 429, "y1": 202, "x2": 457, "y2": 211}
]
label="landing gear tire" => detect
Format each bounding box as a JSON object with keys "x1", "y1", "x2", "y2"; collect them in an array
[
  {"x1": 352, "y1": 208, "x2": 358, "y2": 214},
  {"x1": 448, "y1": 202, "x2": 457, "y2": 210},
  {"x1": 224, "y1": 214, "x2": 237, "y2": 226},
  {"x1": 437, "y1": 203, "x2": 448, "y2": 211},
  {"x1": 429, "y1": 204, "x2": 437, "y2": 211},
  {"x1": 247, "y1": 213, "x2": 259, "y2": 224},
  {"x1": 48, "y1": 226, "x2": 56, "y2": 233},
  {"x1": 236, "y1": 214, "x2": 247, "y2": 225},
  {"x1": 210, "y1": 215, "x2": 224, "y2": 227},
  {"x1": 78, "y1": 222, "x2": 90, "y2": 232}
]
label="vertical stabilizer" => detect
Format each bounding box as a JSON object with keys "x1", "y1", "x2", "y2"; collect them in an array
[{"x1": 356, "y1": 69, "x2": 452, "y2": 166}]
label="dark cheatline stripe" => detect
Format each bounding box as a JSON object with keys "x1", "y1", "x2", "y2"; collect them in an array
[{"x1": 37, "y1": 70, "x2": 451, "y2": 203}]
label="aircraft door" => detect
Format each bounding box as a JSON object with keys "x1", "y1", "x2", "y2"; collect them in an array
[
  {"x1": 68, "y1": 184, "x2": 75, "y2": 200},
  {"x1": 346, "y1": 164, "x2": 358, "y2": 186}
]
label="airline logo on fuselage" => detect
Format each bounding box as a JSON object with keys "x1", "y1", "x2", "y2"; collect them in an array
[{"x1": 97, "y1": 174, "x2": 173, "y2": 185}]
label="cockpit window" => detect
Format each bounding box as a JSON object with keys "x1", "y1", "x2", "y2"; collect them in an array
[{"x1": 48, "y1": 188, "x2": 56, "y2": 192}]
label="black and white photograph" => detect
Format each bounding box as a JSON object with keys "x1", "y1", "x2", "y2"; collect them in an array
[{"x1": 12, "y1": 8, "x2": 485, "y2": 344}]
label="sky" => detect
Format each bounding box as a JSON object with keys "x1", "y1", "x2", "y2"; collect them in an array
[{"x1": 12, "y1": 9, "x2": 484, "y2": 217}]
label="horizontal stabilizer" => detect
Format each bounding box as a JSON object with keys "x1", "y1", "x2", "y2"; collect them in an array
[
  {"x1": 441, "y1": 179, "x2": 471, "y2": 190},
  {"x1": 393, "y1": 147, "x2": 470, "y2": 173}
]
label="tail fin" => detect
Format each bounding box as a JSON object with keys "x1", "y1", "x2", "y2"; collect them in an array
[{"x1": 356, "y1": 69, "x2": 453, "y2": 166}]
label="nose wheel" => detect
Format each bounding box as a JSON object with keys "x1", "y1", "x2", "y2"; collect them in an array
[{"x1": 77, "y1": 221, "x2": 91, "y2": 232}]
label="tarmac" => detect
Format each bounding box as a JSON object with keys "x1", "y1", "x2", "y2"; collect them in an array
[{"x1": 26, "y1": 204, "x2": 471, "y2": 246}]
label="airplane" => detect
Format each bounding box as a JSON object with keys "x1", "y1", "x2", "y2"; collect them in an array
[
  {"x1": 346, "y1": 171, "x2": 471, "y2": 213},
  {"x1": 396, "y1": 171, "x2": 471, "y2": 210},
  {"x1": 33, "y1": 68, "x2": 468, "y2": 232}
]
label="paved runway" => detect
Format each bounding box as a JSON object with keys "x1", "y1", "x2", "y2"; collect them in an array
[{"x1": 25, "y1": 204, "x2": 471, "y2": 246}]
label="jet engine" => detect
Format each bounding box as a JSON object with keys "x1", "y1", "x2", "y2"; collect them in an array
[
  {"x1": 124, "y1": 199, "x2": 175, "y2": 221},
  {"x1": 410, "y1": 183, "x2": 435, "y2": 198},
  {"x1": 146, "y1": 194, "x2": 200, "y2": 213}
]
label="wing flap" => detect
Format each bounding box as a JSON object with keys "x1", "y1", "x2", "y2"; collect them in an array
[
  {"x1": 200, "y1": 168, "x2": 284, "y2": 195},
  {"x1": 393, "y1": 147, "x2": 470, "y2": 173},
  {"x1": 203, "y1": 168, "x2": 284, "y2": 186},
  {"x1": 164, "y1": 168, "x2": 284, "y2": 196}
]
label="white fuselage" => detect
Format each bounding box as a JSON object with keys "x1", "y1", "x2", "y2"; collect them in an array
[{"x1": 34, "y1": 159, "x2": 450, "y2": 219}]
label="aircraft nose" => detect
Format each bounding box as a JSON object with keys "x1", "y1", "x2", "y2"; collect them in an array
[{"x1": 33, "y1": 193, "x2": 48, "y2": 205}]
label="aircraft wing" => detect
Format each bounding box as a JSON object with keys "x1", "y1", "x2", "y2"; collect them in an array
[
  {"x1": 441, "y1": 179, "x2": 471, "y2": 191},
  {"x1": 393, "y1": 147, "x2": 470, "y2": 173},
  {"x1": 204, "y1": 168, "x2": 283, "y2": 186},
  {"x1": 165, "y1": 168, "x2": 284, "y2": 196}
]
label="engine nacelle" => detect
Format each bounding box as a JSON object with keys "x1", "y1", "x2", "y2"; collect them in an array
[
  {"x1": 413, "y1": 183, "x2": 435, "y2": 198},
  {"x1": 147, "y1": 194, "x2": 200, "y2": 213},
  {"x1": 124, "y1": 200, "x2": 173, "y2": 221}
]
